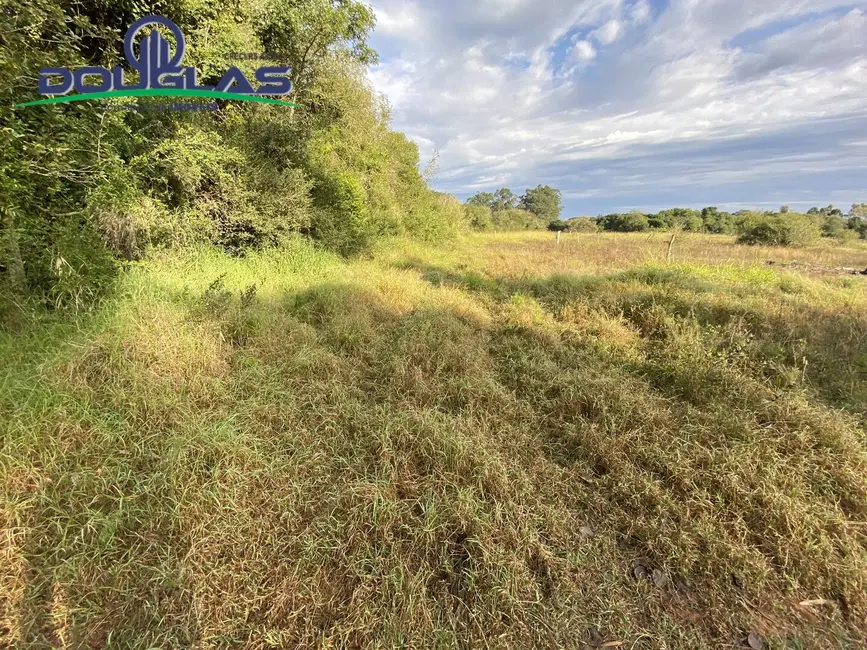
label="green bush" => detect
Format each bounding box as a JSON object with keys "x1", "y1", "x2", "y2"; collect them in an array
[
  {"x1": 736, "y1": 213, "x2": 821, "y2": 247},
  {"x1": 491, "y1": 208, "x2": 548, "y2": 231},
  {"x1": 849, "y1": 216, "x2": 867, "y2": 239},
  {"x1": 654, "y1": 208, "x2": 703, "y2": 231},
  {"x1": 701, "y1": 207, "x2": 736, "y2": 234},
  {"x1": 310, "y1": 170, "x2": 379, "y2": 257},
  {"x1": 821, "y1": 215, "x2": 848, "y2": 238},
  {"x1": 403, "y1": 192, "x2": 466, "y2": 242},
  {"x1": 598, "y1": 212, "x2": 650, "y2": 232},
  {"x1": 465, "y1": 204, "x2": 494, "y2": 231},
  {"x1": 565, "y1": 217, "x2": 599, "y2": 233}
]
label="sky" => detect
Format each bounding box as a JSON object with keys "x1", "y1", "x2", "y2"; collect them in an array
[{"x1": 364, "y1": 0, "x2": 867, "y2": 216}]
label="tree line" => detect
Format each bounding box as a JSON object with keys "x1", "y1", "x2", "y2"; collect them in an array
[
  {"x1": 464, "y1": 186, "x2": 563, "y2": 231},
  {"x1": 464, "y1": 189, "x2": 867, "y2": 246}
]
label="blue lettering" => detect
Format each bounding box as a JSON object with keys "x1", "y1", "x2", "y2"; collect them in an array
[
  {"x1": 38, "y1": 68, "x2": 73, "y2": 95},
  {"x1": 215, "y1": 67, "x2": 256, "y2": 94},
  {"x1": 73, "y1": 67, "x2": 112, "y2": 93},
  {"x1": 254, "y1": 67, "x2": 292, "y2": 95}
]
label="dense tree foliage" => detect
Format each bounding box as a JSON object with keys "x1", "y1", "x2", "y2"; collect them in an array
[
  {"x1": 1, "y1": 0, "x2": 464, "y2": 313},
  {"x1": 465, "y1": 185, "x2": 561, "y2": 231},
  {"x1": 519, "y1": 185, "x2": 562, "y2": 221},
  {"x1": 585, "y1": 204, "x2": 867, "y2": 245}
]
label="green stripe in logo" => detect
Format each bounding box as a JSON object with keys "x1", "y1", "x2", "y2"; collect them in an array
[{"x1": 15, "y1": 88, "x2": 298, "y2": 108}]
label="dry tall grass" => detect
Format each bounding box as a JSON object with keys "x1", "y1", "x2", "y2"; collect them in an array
[{"x1": 2, "y1": 233, "x2": 866, "y2": 649}]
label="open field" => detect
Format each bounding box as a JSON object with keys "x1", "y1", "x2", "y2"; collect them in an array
[{"x1": 2, "y1": 232, "x2": 867, "y2": 649}]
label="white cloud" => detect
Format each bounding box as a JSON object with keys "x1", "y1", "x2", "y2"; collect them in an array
[
  {"x1": 591, "y1": 19, "x2": 623, "y2": 45},
  {"x1": 373, "y1": 3, "x2": 422, "y2": 37},
  {"x1": 628, "y1": 0, "x2": 651, "y2": 24},
  {"x1": 365, "y1": 0, "x2": 867, "y2": 211},
  {"x1": 573, "y1": 40, "x2": 597, "y2": 62}
]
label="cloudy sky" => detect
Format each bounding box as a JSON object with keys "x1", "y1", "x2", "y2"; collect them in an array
[{"x1": 365, "y1": 0, "x2": 867, "y2": 216}]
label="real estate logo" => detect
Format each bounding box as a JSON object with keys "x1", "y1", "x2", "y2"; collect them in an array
[{"x1": 15, "y1": 15, "x2": 297, "y2": 109}]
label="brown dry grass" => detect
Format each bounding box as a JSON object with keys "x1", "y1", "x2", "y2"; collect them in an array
[{"x1": 2, "y1": 234, "x2": 866, "y2": 649}]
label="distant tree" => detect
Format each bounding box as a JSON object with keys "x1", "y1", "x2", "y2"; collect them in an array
[
  {"x1": 491, "y1": 208, "x2": 548, "y2": 231},
  {"x1": 814, "y1": 204, "x2": 844, "y2": 217},
  {"x1": 520, "y1": 185, "x2": 563, "y2": 221},
  {"x1": 565, "y1": 217, "x2": 599, "y2": 233},
  {"x1": 807, "y1": 207, "x2": 820, "y2": 215},
  {"x1": 822, "y1": 215, "x2": 848, "y2": 238},
  {"x1": 848, "y1": 216, "x2": 867, "y2": 239},
  {"x1": 491, "y1": 188, "x2": 518, "y2": 212},
  {"x1": 737, "y1": 213, "x2": 820, "y2": 247},
  {"x1": 597, "y1": 211, "x2": 649, "y2": 232},
  {"x1": 850, "y1": 203, "x2": 867, "y2": 218},
  {"x1": 701, "y1": 207, "x2": 735, "y2": 234},
  {"x1": 780, "y1": 205, "x2": 790, "y2": 214},
  {"x1": 656, "y1": 208, "x2": 703, "y2": 232},
  {"x1": 467, "y1": 192, "x2": 495, "y2": 208}
]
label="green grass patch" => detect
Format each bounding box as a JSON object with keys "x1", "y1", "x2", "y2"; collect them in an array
[{"x1": 2, "y1": 234, "x2": 866, "y2": 648}]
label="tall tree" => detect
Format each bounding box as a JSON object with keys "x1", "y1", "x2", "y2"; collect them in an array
[
  {"x1": 467, "y1": 192, "x2": 495, "y2": 208},
  {"x1": 491, "y1": 188, "x2": 517, "y2": 212},
  {"x1": 256, "y1": 0, "x2": 377, "y2": 99},
  {"x1": 850, "y1": 203, "x2": 867, "y2": 218},
  {"x1": 520, "y1": 185, "x2": 562, "y2": 221}
]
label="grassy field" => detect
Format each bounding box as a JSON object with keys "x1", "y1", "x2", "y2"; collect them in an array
[{"x1": 2, "y1": 232, "x2": 867, "y2": 649}]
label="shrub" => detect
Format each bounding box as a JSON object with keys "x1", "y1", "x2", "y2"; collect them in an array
[
  {"x1": 701, "y1": 207, "x2": 736, "y2": 234},
  {"x1": 821, "y1": 215, "x2": 848, "y2": 238},
  {"x1": 565, "y1": 217, "x2": 599, "y2": 233},
  {"x1": 736, "y1": 213, "x2": 821, "y2": 247},
  {"x1": 598, "y1": 212, "x2": 650, "y2": 232},
  {"x1": 491, "y1": 208, "x2": 548, "y2": 231},
  {"x1": 310, "y1": 170, "x2": 379, "y2": 256},
  {"x1": 849, "y1": 216, "x2": 867, "y2": 239},
  {"x1": 655, "y1": 208, "x2": 704, "y2": 232},
  {"x1": 403, "y1": 191, "x2": 466, "y2": 243},
  {"x1": 465, "y1": 204, "x2": 494, "y2": 231}
]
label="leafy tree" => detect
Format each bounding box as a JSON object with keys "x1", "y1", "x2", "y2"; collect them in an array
[
  {"x1": 848, "y1": 216, "x2": 867, "y2": 239},
  {"x1": 256, "y1": 0, "x2": 377, "y2": 101},
  {"x1": 597, "y1": 211, "x2": 649, "y2": 232},
  {"x1": 821, "y1": 215, "x2": 848, "y2": 238},
  {"x1": 701, "y1": 207, "x2": 735, "y2": 234},
  {"x1": 736, "y1": 212, "x2": 820, "y2": 247},
  {"x1": 467, "y1": 192, "x2": 495, "y2": 208},
  {"x1": 1, "y1": 0, "x2": 463, "y2": 317},
  {"x1": 520, "y1": 185, "x2": 563, "y2": 221},
  {"x1": 491, "y1": 208, "x2": 547, "y2": 231},
  {"x1": 564, "y1": 217, "x2": 598, "y2": 233},
  {"x1": 849, "y1": 203, "x2": 867, "y2": 219},
  {"x1": 491, "y1": 188, "x2": 518, "y2": 212},
  {"x1": 655, "y1": 208, "x2": 703, "y2": 232}
]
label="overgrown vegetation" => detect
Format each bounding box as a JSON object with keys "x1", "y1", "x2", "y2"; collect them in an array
[
  {"x1": 2, "y1": 232, "x2": 867, "y2": 648},
  {"x1": 0, "y1": 0, "x2": 464, "y2": 314}
]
